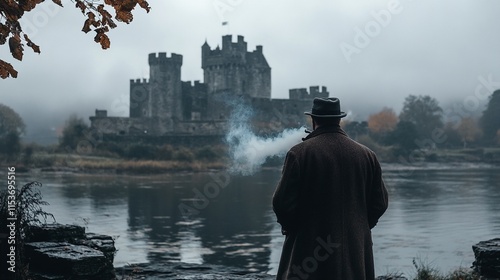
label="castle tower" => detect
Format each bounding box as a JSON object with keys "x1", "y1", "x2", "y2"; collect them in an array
[
  {"x1": 201, "y1": 35, "x2": 271, "y2": 119},
  {"x1": 147, "y1": 52, "x2": 183, "y2": 132}
]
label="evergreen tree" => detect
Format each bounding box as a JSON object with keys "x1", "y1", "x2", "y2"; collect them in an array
[
  {"x1": 480, "y1": 89, "x2": 500, "y2": 145},
  {"x1": 0, "y1": 103, "x2": 25, "y2": 160},
  {"x1": 399, "y1": 95, "x2": 443, "y2": 139}
]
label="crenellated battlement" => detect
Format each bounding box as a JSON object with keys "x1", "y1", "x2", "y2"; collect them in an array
[
  {"x1": 182, "y1": 80, "x2": 206, "y2": 90},
  {"x1": 221, "y1": 35, "x2": 247, "y2": 52},
  {"x1": 289, "y1": 86, "x2": 329, "y2": 100},
  {"x1": 130, "y1": 78, "x2": 149, "y2": 85},
  {"x1": 148, "y1": 52, "x2": 183, "y2": 66}
]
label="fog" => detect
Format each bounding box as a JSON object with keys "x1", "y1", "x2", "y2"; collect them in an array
[{"x1": 1, "y1": 0, "x2": 500, "y2": 144}]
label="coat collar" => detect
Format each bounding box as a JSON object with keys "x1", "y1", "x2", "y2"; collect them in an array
[{"x1": 302, "y1": 125, "x2": 348, "y2": 141}]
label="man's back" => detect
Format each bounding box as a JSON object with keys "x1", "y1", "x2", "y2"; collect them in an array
[{"x1": 273, "y1": 125, "x2": 388, "y2": 280}]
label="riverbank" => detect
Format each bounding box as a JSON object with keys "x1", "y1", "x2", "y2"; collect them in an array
[
  {"x1": 7, "y1": 152, "x2": 228, "y2": 174},
  {"x1": 21, "y1": 221, "x2": 482, "y2": 280},
  {"x1": 3, "y1": 147, "x2": 500, "y2": 175}
]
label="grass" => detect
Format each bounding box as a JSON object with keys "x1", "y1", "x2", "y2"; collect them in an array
[
  {"x1": 411, "y1": 258, "x2": 479, "y2": 280},
  {"x1": 17, "y1": 152, "x2": 228, "y2": 174}
]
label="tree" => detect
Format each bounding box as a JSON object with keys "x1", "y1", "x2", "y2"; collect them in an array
[
  {"x1": 385, "y1": 121, "x2": 419, "y2": 156},
  {"x1": 0, "y1": 0, "x2": 151, "y2": 78},
  {"x1": 367, "y1": 107, "x2": 398, "y2": 142},
  {"x1": 480, "y1": 89, "x2": 500, "y2": 144},
  {"x1": 0, "y1": 103, "x2": 25, "y2": 136},
  {"x1": 0, "y1": 103, "x2": 25, "y2": 160},
  {"x1": 342, "y1": 120, "x2": 368, "y2": 140},
  {"x1": 442, "y1": 122, "x2": 462, "y2": 148},
  {"x1": 456, "y1": 117, "x2": 482, "y2": 148},
  {"x1": 59, "y1": 115, "x2": 89, "y2": 150},
  {"x1": 399, "y1": 95, "x2": 443, "y2": 139}
]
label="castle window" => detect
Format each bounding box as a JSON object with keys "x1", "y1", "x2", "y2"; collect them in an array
[{"x1": 119, "y1": 130, "x2": 126, "y2": 135}]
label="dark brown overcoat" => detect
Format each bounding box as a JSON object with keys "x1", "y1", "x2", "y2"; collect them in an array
[{"x1": 273, "y1": 125, "x2": 388, "y2": 280}]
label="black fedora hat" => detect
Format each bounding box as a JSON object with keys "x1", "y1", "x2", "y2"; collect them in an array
[{"x1": 304, "y1": 97, "x2": 347, "y2": 118}]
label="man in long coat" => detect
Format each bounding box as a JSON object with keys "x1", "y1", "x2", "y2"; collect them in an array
[{"x1": 273, "y1": 97, "x2": 388, "y2": 280}]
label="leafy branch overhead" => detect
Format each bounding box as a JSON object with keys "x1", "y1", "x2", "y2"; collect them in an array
[{"x1": 0, "y1": 0, "x2": 150, "y2": 79}]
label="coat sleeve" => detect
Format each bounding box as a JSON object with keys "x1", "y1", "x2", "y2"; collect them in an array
[
  {"x1": 367, "y1": 156, "x2": 389, "y2": 229},
  {"x1": 272, "y1": 150, "x2": 301, "y2": 234}
]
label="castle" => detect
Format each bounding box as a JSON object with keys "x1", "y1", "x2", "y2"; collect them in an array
[{"x1": 89, "y1": 35, "x2": 330, "y2": 143}]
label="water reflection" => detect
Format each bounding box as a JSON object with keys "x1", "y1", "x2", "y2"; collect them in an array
[
  {"x1": 125, "y1": 171, "x2": 279, "y2": 272},
  {"x1": 8, "y1": 165, "x2": 500, "y2": 276}
]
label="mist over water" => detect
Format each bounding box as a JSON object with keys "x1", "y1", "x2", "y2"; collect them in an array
[{"x1": 225, "y1": 99, "x2": 308, "y2": 175}]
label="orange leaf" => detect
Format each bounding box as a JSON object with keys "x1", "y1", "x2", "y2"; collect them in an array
[
  {"x1": 24, "y1": 34, "x2": 41, "y2": 54},
  {"x1": 82, "y1": 12, "x2": 100, "y2": 33},
  {"x1": 94, "y1": 27, "x2": 110, "y2": 49},
  {"x1": 99, "y1": 33, "x2": 110, "y2": 49},
  {"x1": 75, "y1": 0, "x2": 87, "y2": 14},
  {"x1": 137, "y1": 0, "x2": 151, "y2": 13},
  {"x1": 0, "y1": 23, "x2": 9, "y2": 45},
  {"x1": 52, "y1": 0, "x2": 63, "y2": 7},
  {"x1": 97, "y1": 5, "x2": 117, "y2": 29},
  {"x1": 9, "y1": 34, "x2": 23, "y2": 61},
  {"x1": 115, "y1": 10, "x2": 133, "y2": 23},
  {"x1": 19, "y1": 0, "x2": 44, "y2": 12},
  {"x1": 0, "y1": 59, "x2": 18, "y2": 79}
]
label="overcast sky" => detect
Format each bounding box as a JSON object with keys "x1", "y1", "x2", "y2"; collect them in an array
[{"x1": 1, "y1": 0, "x2": 500, "y2": 143}]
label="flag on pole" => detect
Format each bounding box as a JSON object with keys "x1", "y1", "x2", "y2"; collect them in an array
[{"x1": 222, "y1": 21, "x2": 228, "y2": 26}]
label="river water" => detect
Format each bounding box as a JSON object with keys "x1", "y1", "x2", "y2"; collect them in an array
[{"x1": 11, "y1": 163, "x2": 500, "y2": 277}]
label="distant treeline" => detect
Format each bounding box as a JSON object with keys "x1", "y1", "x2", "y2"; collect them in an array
[{"x1": 1, "y1": 92, "x2": 499, "y2": 167}]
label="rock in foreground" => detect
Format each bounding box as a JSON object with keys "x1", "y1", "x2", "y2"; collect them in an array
[
  {"x1": 473, "y1": 238, "x2": 500, "y2": 278},
  {"x1": 25, "y1": 223, "x2": 116, "y2": 280}
]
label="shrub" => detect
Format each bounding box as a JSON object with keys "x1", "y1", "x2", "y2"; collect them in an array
[
  {"x1": 95, "y1": 142, "x2": 125, "y2": 157},
  {"x1": 0, "y1": 182, "x2": 54, "y2": 280},
  {"x1": 125, "y1": 143, "x2": 158, "y2": 160},
  {"x1": 157, "y1": 144, "x2": 174, "y2": 160},
  {"x1": 173, "y1": 147, "x2": 194, "y2": 162},
  {"x1": 195, "y1": 146, "x2": 219, "y2": 160}
]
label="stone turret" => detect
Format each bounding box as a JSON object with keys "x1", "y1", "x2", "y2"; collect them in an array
[
  {"x1": 147, "y1": 53, "x2": 183, "y2": 132},
  {"x1": 201, "y1": 35, "x2": 271, "y2": 119}
]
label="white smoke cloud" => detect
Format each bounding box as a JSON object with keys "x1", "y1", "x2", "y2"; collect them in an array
[{"x1": 225, "y1": 99, "x2": 307, "y2": 176}]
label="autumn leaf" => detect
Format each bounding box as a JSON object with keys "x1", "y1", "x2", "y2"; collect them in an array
[
  {"x1": 24, "y1": 34, "x2": 40, "y2": 54},
  {"x1": 137, "y1": 0, "x2": 151, "y2": 13},
  {"x1": 1, "y1": 0, "x2": 153, "y2": 78},
  {"x1": 98, "y1": 5, "x2": 117, "y2": 28},
  {"x1": 82, "y1": 12, "x2": 101, "y2": 33},
  {"x1": 94, "y1": 26, "x2": 110, "y2": 49},
  {"x1": 19, "y1": 0, "x2": 44, "y2": 13},
  {"x1": 9, "y1": 34, "x2": 23, "y2": 61},
  {"x1": 0, "y1": 23, "x2": 9, "y2": 45},
  {"x1": 0, "y1": 59, "x2": 18, "y2": 79},
  {"x1": 75, "y1": 0, "x2": 87, "y2": 14},
  {"x1": 52, "y1": 0, "x2": 63, "y2": 7}
]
